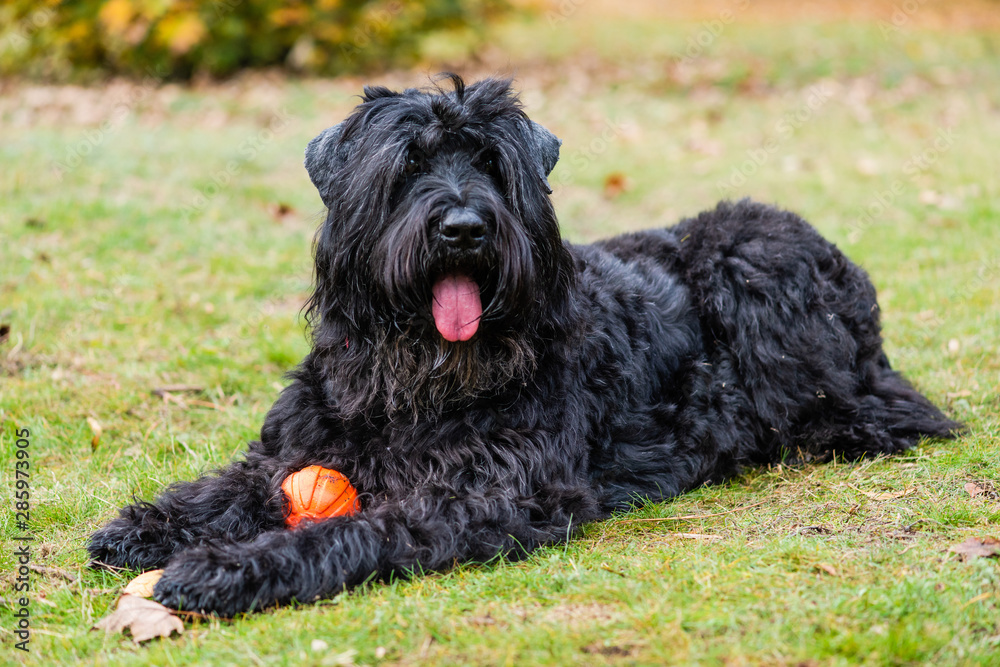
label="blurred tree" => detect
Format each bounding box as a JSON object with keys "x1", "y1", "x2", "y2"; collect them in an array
[{"x1": 0, "y1": 0, "x2": 511, "y2": 80}]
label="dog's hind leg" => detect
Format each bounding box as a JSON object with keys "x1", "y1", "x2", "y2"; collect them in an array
[
  {"x1": 670, "y1": 199, "x2": 960, "y2": 463},
  {"x1": 87, "y1": 459, "x2": 284, "y2": 571}
]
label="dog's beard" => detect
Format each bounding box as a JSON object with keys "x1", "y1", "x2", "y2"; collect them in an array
[
  {"x1": 321, "y1": 317, "x2": 538, "y2": 423},
  {"x1": 369, "y1": 328, "x2": 537, "y2": 419}
]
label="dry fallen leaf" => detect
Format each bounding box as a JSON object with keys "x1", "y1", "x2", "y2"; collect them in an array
[
  {"x1": 123, "y1": 569, "x2": 164, "y2": 598},
  {"x1": 963, "y1": 481, "x2": 998, "y2": 500},
  {"x1": 268, "y1": 201, "x2": 297, "y2": 223},
  {"x1": 965, "y1": 482, "x2": 986, "y2": 498},
  {"x1": 602, "y1": 172, "x2": 629, "y2": 199},
  {"x1": 948, "y1": 537, "x2": 1000, "y2": 560},
  {"x1": 86, "y1": 417, "x2": 102, "y2": 450},
  {"x1": 94, "y1": 594, "x2": 183, "y2": 643},
  {"x1": 815, "y1": 563, "x2": 839, "y2": 577}
]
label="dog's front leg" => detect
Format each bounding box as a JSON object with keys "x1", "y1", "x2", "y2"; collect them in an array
[
  {"x1": 88, "y1": 376, "x2": 345, "y2": 572},
  {"x1": 87, "y1": 459, "x2": 284, "y2": 571},
  {"x1": 153, "y1": 486, "x2": 590, "y2": 616}
]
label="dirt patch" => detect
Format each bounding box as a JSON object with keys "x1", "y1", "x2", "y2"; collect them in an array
[
  {"x1": 541, "y1": 601, "x2": 622, "y2": 627},
  {"x1": 582, "y1": 640, "x2": 639, "y2": 657}
]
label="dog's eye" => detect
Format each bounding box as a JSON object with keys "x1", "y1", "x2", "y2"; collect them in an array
[
  {"x1": 404, "y1": 149, "x2": 423, "y2": 177},
  {"x1": 481, "y1": 152, "x2": 501, "y2": 181}
]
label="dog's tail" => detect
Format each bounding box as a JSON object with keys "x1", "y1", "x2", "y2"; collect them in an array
[
  {"x1": 808, "y1": 352, "x2": 964, "y2": 460},
  {"x1": 870, "y1": 352, "x2": 964, "y2": 444}
]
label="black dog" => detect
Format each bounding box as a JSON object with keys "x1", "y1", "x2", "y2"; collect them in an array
[{"x1": 89, "y1": 75, "x2": 960, "y2": 616}]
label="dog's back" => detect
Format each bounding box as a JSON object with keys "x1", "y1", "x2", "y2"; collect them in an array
[{"x1": 588, "y1": 198, "x2": 959, "y2": 506}]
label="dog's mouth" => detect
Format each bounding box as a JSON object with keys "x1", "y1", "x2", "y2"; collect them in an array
[{"x1": 431, "y1": 274, "x2": 482, "y2": 342}]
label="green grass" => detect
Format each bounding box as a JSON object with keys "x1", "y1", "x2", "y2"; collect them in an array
[{"x1": 2, "y1": 7, "x2": 1000, "y2": 666}]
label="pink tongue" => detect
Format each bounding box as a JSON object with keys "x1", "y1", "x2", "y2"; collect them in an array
[{"x1": 431, "y1": 274, "x2": 482, "y2": 342}]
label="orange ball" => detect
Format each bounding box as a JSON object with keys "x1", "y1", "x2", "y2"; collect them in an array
[{"x1": 281, "y1": 465, "x2": 359, "y2": 528}]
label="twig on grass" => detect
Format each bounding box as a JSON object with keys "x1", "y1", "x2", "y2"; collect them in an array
[
  {"x1": 621, "y1": 498, "x2": 767, "y2": 524},
  {"x1": 29, "y1": 565, "x2": 78, "y2": 582},
  {"x1": 151, "y1": 385, "x2": 204, "y2": 396},
  {"x1": 158, "y1": 391, "x2": 227, "y2": 411}
]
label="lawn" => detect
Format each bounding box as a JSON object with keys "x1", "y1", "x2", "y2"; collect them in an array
[{"x1": 2, "y1": 1, "x2": 999, "y2": 665}]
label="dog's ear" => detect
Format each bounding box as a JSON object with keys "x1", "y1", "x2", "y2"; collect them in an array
[
  {"x1": 304, "y1": 123, "x2": 347, "y2": 208},
  {"x1": 529, "y1": 121, "x2": 561, "y2": 193}
]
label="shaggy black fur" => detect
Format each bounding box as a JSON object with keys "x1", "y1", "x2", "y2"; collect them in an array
[{"x1": 89, "y1": 75, "x2": 961, "y2": 616}]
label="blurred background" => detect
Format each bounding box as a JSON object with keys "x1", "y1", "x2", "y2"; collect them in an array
[
  {"x1": 2, "y1": 3, "x2": 999, "y2": 664},
  {"x1": 2, "y1": 0, "x2": 997, "y2": 401},
  {"x1": 1, "y1": 0, "x2": 996, "y2": 234}
]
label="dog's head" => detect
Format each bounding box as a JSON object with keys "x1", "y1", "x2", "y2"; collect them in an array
[
  {"x1": 301, "y1": 76, "x2": 574, "y2": 415},
  {"x1": 305, "y1": 75, "x2": 571, "y2": 344}
]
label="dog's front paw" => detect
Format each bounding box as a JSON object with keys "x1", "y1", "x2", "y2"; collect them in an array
[
  {"x1": 88, "y1": 511, "x2": 177, "y2": 571},
  {"x1": 154, "y1": 544, "x2": 277, "y2": 617}
]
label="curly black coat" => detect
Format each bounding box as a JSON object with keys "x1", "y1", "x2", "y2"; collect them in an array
[{"x1": 89, "y1": 76, "x2": 960, "y2": 616}]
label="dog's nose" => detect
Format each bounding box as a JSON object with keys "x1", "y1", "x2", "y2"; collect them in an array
[{"x1": 440, "y1": 210, "x2": 486, "y2": 250}]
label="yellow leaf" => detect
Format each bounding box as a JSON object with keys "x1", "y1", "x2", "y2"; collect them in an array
[
  {"x1": 156, "y1": 13, "x2": 206, "y2": 55},
  {"x1": 66, "y1": 20, "x2": 94, "y2": 44},
  {"x1": 270, "y1": 7, "x2": 309, "y2": 27},
  {"x1": 99, "y1": 0, "x2": 136, "y2": 36}
]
